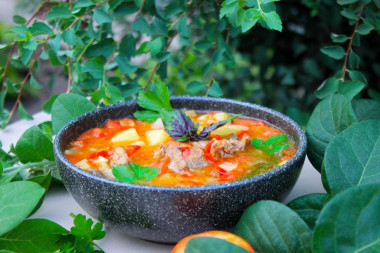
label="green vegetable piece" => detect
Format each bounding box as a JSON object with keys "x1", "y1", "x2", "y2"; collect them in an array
[
  {"x1": 323, "y1": 120, "x2": 380, "y2": 195},
  {"x1": 287, "y1": 193, "x2": 331, "y2": 229},
  {"x1": 264, "y1": 134, "x2": 288, "y2": 146},
  {"x1": 306, "y1": 94, "x2": 357, "y2": 171},
  {"x1": 133, "y1": 110, "x2": 161, "y2": 123},
  {"x1": 313, "y1": 184, "x2": 380, "y2": 253},
  {"x1": 235, "y1": 200, "x2": 312, "y2": 253},
  {"x1": 252, "y1": 134, "x2": 289, "y2": 154},
  {"x1": 51, "y1": 93, "x2": 96, "y2": 135},
  {"x1": 112, "y1": 164, "x2": 159, "y2": 183},
  {"x1": 0, "y1": 181, "x2": 45, "y2": 236},
  {"x1": 0, "y1": 219, "x2": 67, "y2": 253},
  {"x1": 15, "y1": 125, "x2": 54, "y2": 163},
  {"x1": 185, "y1": 237, "x2": 251, "y2": 253}
]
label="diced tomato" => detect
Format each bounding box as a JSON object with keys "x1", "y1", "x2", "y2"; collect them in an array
[
  {"x1": 203, "y1": 139, "x2": 217, "y2": 163},
  {"x1": 237, "y1": 131, "x2": 248, "y2": 138},
  {"x1": 204, "y1": 152, "x2": 216, "y2": 163},
  {"x1": 92, "y1": 128, "x2": 105, "y2": 138},
  {"x1": 150, "y1": 156, "x2": 171, "y2": 174},
  {"x1": 182, "y1": 147, "x2": 190, "y2": 157},
  {"x1": 89, "y1": 150, "x2": 108, "y2": 160},
  {"x1": 71, "y1": 140, "x2": 85, "y2": 148},
  {"x1": 233, "y1": 118, "x2": 266, "y2": 127},
  {"x1": 105, "y1": 119, "x2": 122, "y2": 131},
  {"x1": 123, "y1": 146, "x2": 141, "y2": 156},
  {"x1": 213, "y1": 135, "x2": 222, "y2": 140}
]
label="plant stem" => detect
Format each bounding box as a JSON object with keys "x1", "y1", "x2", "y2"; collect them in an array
[
  {"x1": 4, "y1": 160, "x2": 56, "y2": 173},
  {"x1": 76, "y1": 38, "x2": 95, "y2": 63},
  {"x1": 65, "y1": 0, "x2": 111, "y2": 31},
  {"x1": 6, "y1": 48, "x2": 42, "y2": 125},
  {"x1": 341, "y1": 5, "x2": 365, "y2": 82}
]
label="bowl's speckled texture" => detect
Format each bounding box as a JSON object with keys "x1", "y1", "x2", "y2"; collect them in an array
[{"x1": 54, "y1": 96, "x2": 307, "y2": 243}]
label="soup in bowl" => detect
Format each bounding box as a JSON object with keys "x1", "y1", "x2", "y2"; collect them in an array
[{"x1": 53, "y1": 96, "x2": 307, "y2": 243}]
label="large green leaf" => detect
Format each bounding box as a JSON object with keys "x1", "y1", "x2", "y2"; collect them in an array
[
  {"x1": 0, "y1": 219, "x2": 67, "y2": 253},
  {"x1": 185, "y1": 237, "x2": 251, "y2": 253},
  {"x1": 313, "y1": 184, "x2": 380, "y2": 253},
  {"x1": 0, "y1": 181, "x2": 45, "y2": 236},
  {"x1": 51, "y1": 94, "x2": 96, "y2": 134},
  {"x1": 352, "y1": 99, "x2": 380, "y2": 121},
  {"x1": 234, "y1": 200, "x2": 312, "y2": 253},
  {"x1": 323, "y1": 120, "x2": 380, "y2": 195},
  {"x1": 287, "y1": 193, "x2": 331, "y2": 229},
  {"x1": 306, "y1": 94, "x2": 357, "y2": 171},
  {"x1": 14, "y1": 126, "x2": 54, "y2": 163}
]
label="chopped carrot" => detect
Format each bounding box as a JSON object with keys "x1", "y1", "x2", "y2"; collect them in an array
[{"x1": 123, "y1": 146, "x2": 141, "y2": 156}]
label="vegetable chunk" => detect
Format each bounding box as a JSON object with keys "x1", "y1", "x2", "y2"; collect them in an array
[
  {"x1": 111, "y1": 128, "x2": 141, "y2": 145},
  {"x1": 146, "y1": 130, "x2": 171, "y2": 146}
]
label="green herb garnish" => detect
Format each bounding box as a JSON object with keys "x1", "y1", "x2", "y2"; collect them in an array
[
  {"x1": 134, "y1": 81, "x2": 240, "y2": 141},
  {"x1": 112, "y1": 163, "x2": 159, "y2": 183},
  {"x1": 251, "y1": 134, "x2": 289, "y2": 154}
]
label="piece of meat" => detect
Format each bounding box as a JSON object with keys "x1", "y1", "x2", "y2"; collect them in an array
[
  {"x1": 210, "y1": 134, "x2": 250, "y2": 159},
  {"x1": 184, "y1": 146, "x2": 209, "y2": 169},
  {"x1": 191, "y1": 140, "x2": 209, "y2": 149},
  {"x1": 110, "y1": 147, "x2": 129, "y2": 166}
]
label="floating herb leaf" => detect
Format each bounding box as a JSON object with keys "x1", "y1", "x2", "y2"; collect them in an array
[
  {"x1": 251, "y1": 134, "x2": 289, "y2": 154},
  {"x1": 112, "y1": 163, "x2": 159, "y2": 183}
]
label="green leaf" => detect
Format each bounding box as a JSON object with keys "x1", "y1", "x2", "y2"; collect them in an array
[
  {"x1": 262, "y1": 11, "x2": 282, "y2": 31},
  {"x1": 47, "y1": 49, "x2": 63, "y2": 66},
  {"x1": 321, "y1": 46, "x2": 346, "y2": 60},
  {"x1": 133, "y1": 110, "x2": 160, "y2": 122},
  {"x1": 29, "y1": 76, "x2": 42, "y2": 90},
  {"x1": 235, "y1": 200, "x2": 312, "y2": 253},
  {"x1": 29, "y1": 21, "x2": 54, "y2": 36},
  {"x1": 208, "y1": 80, "x2": 223, "y2": 97},
  {"x1": 315, "y1": 77, "x2": 339, "y2": 99},
  {"x1": 348, "y1": 50, "x2": 360, "y2": 69},
  {"x1": 17, "y1": 102, "x2": 33, "y2": 120},
  {"x1": 147, "y1": 37, "x2": 164, "y2": 56},
  {"x1": 352, "y1": 99, "x2": 380, "y2": 121},
  {"x1": 348, "y1": 70, "x2": 367, "y2": 83},
  {"x1": 23, "y1": 38, "x2": 38, "y2": 51},
  {"x1": 86, "y1": 38, "x2": 116, "y2": 58},
  {"x1": 119, "y1": 34, "x2": 136, "y2": 59},
  {"x1": 340, "y1": 9, "x2": 356, "y2": 19},
  {"x1": 357, "y1": 23, "x2": 373, "y2": 35},
  {"x1": 219, "y1": 1, "x2": 239, "y2": 19},
  {"x1": 313, "y1": 184, "x2": 380, "y2": 253},
  {"x1": 82, "y1": 57, "x2": 104, "y2": 79},
  {"x1": 9, "y1": 25, "x2": 30, "y2": 39},
  {"x1": 48, "y1": 34, "x2": 61, "y2": 52},
  {"x1": 74, "y1": 0, "x2": 95, "y2": 8},
  {"x1": 20, "y1": 48, "x2": 33, "y2": 66},
  {"x1": 177, "y1": 16, "x2": 190, "y2": 37},
  {"x1": 112, "y1": 163, "x2": 159, "y2": 183},
  {"x1": 93, "y1": 8, "x2": 112, "y2": 24},
  {"x1": 163, "y1": 1, "x2": 185, "y2": 18},
  {"x1": 185, "y1": 237, "x2": 251, "y2": 253},
  {"x1": 12, "y1": 15, "x2": 26, "y2": 24},
  {"x1": 155, "y1": 51, "x2": 171, "y2": 62},
  {"x1": 0, "y1": 181, "x2": 45, "y2": 236},
  {"x1": 306, "y1": 94, "x2": 358, "y2": 171},
  {"x1": 337, "y1": 81, "x2": 365, "y2": 100},
  {"x1": 287, "y1": 193, "x2": 331, "y2": 229},
  {"x1": 195, "y1": 40, "x2": 213, "y2": 50},
  {"x1": 70, "y1": 214, "x2": 106, "y2": 242},
  {"x1": 115, "y1": 54, "x2": 138, "y2": 75},
  {"x1": 27, "y1": 171, "x2": 52, "y2": 214},
  {"x1": 51, "y1": 93, "x2": 96, "y2": 134},
  {"x1": 330, "y1": 33, "x2": 349, "y2": 43},
  {"x1": 0, "y1": 219, "x2": 66, "y2": 253},
  {"x1": 46, "y1": 5, "x2": 72, "y2": 20},
  {"x1": 186, "y1": 81, "x2": 207, "y2": 93},
  {"x1": 62, "y1": 28, "x2": 78, "y2": 46},
  {"x1": 137, "y1": 81, "x2": 172, "y2": 112},
  {"x1": 241, "y1": 8, "x2": 261, "y2": 32},
  {"x1": 337, "y1": 0, "x2": 358, "y2": 4},
  {"x1": 15, "y1": 126, "x2": 54, "y2": 163},
  {"x1": 252, "y1": 134, "x2": 289, "y2": 154},
  {"x1": 323, "y1": 120, "x2": 380, "y2": 195},
  {"x1": 132, "y1": 16, "x2": 153, "y2": 35}
]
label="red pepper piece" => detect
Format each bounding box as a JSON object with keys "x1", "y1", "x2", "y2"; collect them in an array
[{"x1": 182, "y1": 147, "x2": 190, "y2": 157}]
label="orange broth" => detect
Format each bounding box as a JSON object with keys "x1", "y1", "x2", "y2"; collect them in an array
[{"x1": 64, "y1": 111, "x2": 296, "y2": 186}]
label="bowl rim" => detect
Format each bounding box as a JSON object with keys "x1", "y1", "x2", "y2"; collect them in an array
[{"x1": 54, "y1": 96, "x2": 307, "y2": 192}]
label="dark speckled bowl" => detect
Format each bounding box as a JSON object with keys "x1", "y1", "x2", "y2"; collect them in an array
[{"x1": 53, "y1": 96, "x2": 307, "y2": 243}]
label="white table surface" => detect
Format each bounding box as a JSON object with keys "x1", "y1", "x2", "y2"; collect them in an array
[{"x1": 0, "y1": 112, "x2": 325, "y2": 253}]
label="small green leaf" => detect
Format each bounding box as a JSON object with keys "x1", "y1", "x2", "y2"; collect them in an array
[
  {"x1": 348, "y1": 70, "x2": 367, "y2": 83},
  {"x1": 115, "y1": 54, "x2": 138, "y2": 75},
  {"x1": 17, "y1": 102, "x2": 33, "y2": 120},
  {"x1": 47, "y1": 49, "x2": 63, "y2": 66},
  {"x1": 235, "y1": 200, "x2": 312, "y2": 253},
  {"x1": 241, "y1": 8, "x2": 261, "y2": 32},
  {"x1": 93, "y1": 8, "x2": 112, "y2": 24},
  {"x1": 323, "y1": 120, "x2": 380, "y2": 195},
  {"x1": 133, "y1": 110, "x2": 160, "y2": 122},
  {"x1": 86, "y1": 38, "x2": 116, "y2": 58},
  {"x1": 70, "y1": 214, "x2": 106, "y2": 242},
  {"x1": 164, "y1": 1, "x2": 185, "y2": 18},
  {"x1": 340, "y1": 9, "x2": 356, "y2": 19},
  {"x1": 46, "y1": 5, "x2": 72, "y2": 20},
  {"x1": 0, "y1": 219, "x2": 67, "y2": 253},
  {"x1": 119, "y1": 34, "x2": 136, "y2": 59},
  {"x1": 51, "y1": 94, "x2": 96, "y2": 134},
  {"x1": 132, "y1": 16, "x2": 153, "y2": 35},
  {"x1": 287, "y1": 193, "x2": 331, "y2": 229},
  {"x1": 12, "y1": 15, "x2": 26, "y2": 24},
  {"x1": 23, "y1": 38, "x2": 38, "y2": 51},
  {"x1": 357, "y1": 23, "x2": 373, "y2": 35},
  {"x1": 219, "y1": 1, "x2": 239, "y2": 19},
  {"x1": 337, "y1": 0, "x2": 359, "y2": 5},
  {"x1": 112, "y1": 164, "x2": 159, "y2": 183},
  {"x1": 330, "y1": 33, "x2": 349, "y2": 43},
  {"x1": 352, "y1": 99, "x2": 380, "y2": 121},
  {"x1": 313, "y1": 184, "x2": 380, "y2": 253},
  {"x1": 321, "y1": 46, "x2": 346, "y2": 60},
  {"x1": 306, "y1": 94, "x2": 358, "y2": 171},
  {"x1": 348, "y1": 50, "x2": 360, "y2": 69},
  {"x1": 48, "y1": 34, "x2": 61, "y2": 52},
  {"x1": 208, "y1": 80, "x2": 223, "y2": 97},
  {"x1": 263, "y1": 11, "x2": 282, "y2": 31},
  {"x1": 62, "y1": 28, "x2": 78, "y2": 46},
  {"x1": 177, "y1": 16, "x2": 190, "y2": 37},
  {"x1": 0, "y1": 181, "x2": 45, "y2": 236},
  {"x1": 29, "y1": 21, "x2": 54, "y2": 36},
  {"x1": 21, "y1": 48, "x2": 33, "y2": 66},
  {"x1": 82, "y1": 57, "x2": 104, "y2": 79},
  {"x1": 9, "y1": 25, "x2": 30, "y2": 39},
  {"x1": 185, "y1": 237, "x2": 251, "y2": 253},
  {"x1": 337, "y1": 81, "x2": 365, "y2": 100},
  {"x1": 74, "y1": 0, "x2": 95, "y2": 8},
  {"x1": 195, "y1": 40, "x2": 213, "y2": 50},
  {"x1": 147, "y1": 37, "x2": 164, "y2": 56},
  {"x1": 186, "y1": 81, "x2": 207, "y2": 93},
  {"x1": 315, "y1": 77, "x2": 339, "y2": 99}
]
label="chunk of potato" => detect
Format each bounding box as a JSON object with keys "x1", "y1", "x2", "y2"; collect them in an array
[
  {"x1": 211, "y1": 124, "x2": 249, "y2": 137},
  {"x1": 213, "y1": 112, "x2": 231, "y2": 121},
  {"x1": 75, "y1": 159, "x2": 91, "y2": 171},
  {"x1": 111, "y1": 128, "x2": 141, "y2": 145},
  {"x1": 146, "y1": 129, "x2": 171, "y2": 146}
]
